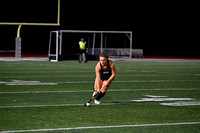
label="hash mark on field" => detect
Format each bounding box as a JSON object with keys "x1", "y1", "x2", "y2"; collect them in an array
[
  {"x1": 132, "y1": 95, "x2": 200, "y2": 106},
  {"x1": 1, "y1": 122, "x2": 200, "y2": 133},
  {"x1": 133, "y1": 98, "x2": 194, "y2": 102}
]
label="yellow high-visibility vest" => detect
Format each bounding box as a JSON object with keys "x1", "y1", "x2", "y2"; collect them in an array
[{"x1": 79, "y1": 41, "x2": 86, "y2": 50}]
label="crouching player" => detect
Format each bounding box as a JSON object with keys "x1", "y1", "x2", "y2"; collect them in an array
[{"x1": 92, "y1": 51, "x2": 116, "y2": 104}]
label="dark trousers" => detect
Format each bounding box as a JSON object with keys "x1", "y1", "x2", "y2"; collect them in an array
[{"x1": 79, "y1": 49, "x2": 86, "y2": 63}]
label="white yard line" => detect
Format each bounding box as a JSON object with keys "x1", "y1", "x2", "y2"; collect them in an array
[
  {"x1": 0, "y1": 103, "x2": 127, "y2": 108},
  {"x1": 1, "y1": 99, "x2": 200, "y2": 108},
  {"x1": 0, "y1": 88, "x2": 198, "y2": 94},
  {"x1": 58, "y1": 80, "x2": 200, "y2": 84},
  {"x1": 0, "y1": 79, "x2": 200, "y2": 86},
  {"x1": 0, "y1": 104, "x2": 84, "y2": 108},
  {"x1": 1, "y1": 122, "x2": 200, "y2": 133},
  {"x1": 0, "y1": 74, "x2": 198, "y2": 78}
]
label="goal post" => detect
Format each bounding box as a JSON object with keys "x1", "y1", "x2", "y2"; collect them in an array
[
  {"x1": 48, "y1": 30, "x2": 132, "y2": 62},
  {"x1": 0, "y1": 0, "x2": 60, "y2": 58}
]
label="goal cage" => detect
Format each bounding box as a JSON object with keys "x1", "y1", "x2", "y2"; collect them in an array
[{"x1": 48, "y1": 30, "x2": 133, "y2": 61}]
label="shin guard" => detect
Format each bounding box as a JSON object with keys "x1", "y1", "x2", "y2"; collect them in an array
[{"x1": 95, "y1": 92, "x2": 106, "y2": 101}]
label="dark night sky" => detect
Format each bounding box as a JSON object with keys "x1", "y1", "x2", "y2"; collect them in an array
[{"x1": 0, "y1": 1, "x2": 199, "y2": 56}]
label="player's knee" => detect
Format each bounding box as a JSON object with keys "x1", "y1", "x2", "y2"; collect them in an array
[
  {"x1": 94, "y1": 85, "x2": 96, "y2": 91},
  {"x1": 101, "y1": 87, "x2": 108, "y2": 93}
]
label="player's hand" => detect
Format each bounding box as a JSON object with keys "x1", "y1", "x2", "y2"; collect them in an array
[
  {"x1": 97, "y1": 88, "x2": 100, "y2": 93},
  {"x1": 104, "y1": 81, "x2": 110, "y2": 87}
]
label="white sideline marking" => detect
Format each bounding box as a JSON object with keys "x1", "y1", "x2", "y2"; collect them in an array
[{"x1": 1, "y1": 122, "x2": 200, "y2": 133}]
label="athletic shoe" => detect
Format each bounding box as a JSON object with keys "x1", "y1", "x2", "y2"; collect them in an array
[{"x1": 94, "y1": 100, "x2": 101, "y2": 105}]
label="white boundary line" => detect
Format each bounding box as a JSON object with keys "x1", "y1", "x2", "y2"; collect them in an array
[{"x1": 1, "y1": 122, "x2": 200, "y2": 133}]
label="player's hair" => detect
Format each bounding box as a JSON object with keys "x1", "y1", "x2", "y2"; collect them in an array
[{"x1": 100, "y1": 51, "x2": 109, "y2": 59}]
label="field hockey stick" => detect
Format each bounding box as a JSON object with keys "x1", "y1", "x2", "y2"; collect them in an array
[
  {"x1": 84, "y1": 81, "x2": 112, "y2": 106},
  {"x1": 84, "y1": 93, "x2": 98, "y2": 106},
  {"x1": 87, "y1": 93, "x2": 98, "y2": 103}
]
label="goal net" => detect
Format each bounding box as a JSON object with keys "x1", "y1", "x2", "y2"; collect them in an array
[{"x1": 48, "y1": 30, "x2": 132, "y2": 61}]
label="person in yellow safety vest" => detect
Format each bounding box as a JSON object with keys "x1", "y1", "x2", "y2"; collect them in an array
[{"x1": 79, "y1": 38, "x2": 87, "y2": 63}]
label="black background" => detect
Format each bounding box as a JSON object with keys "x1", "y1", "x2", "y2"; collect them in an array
[{"x1": 0, "y1": 1, "x2": 199, "y2": 57}]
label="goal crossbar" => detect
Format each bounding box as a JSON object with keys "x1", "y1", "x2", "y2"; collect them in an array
[{"x1": 59, "y1": 30, "x2": 132, "y2": 34}]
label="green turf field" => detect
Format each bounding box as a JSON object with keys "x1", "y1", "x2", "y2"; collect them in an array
[{"x1": 0, "y1": 61, "x2": 200, "y2": 132}]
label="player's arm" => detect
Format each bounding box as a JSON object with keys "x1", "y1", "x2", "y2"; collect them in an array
[
  {"x1": 94, "y1": 63, "x2": 101, "y2": 92},
  {"x1": 107, "y1": 62, "x2": 116, "y2": 84}
]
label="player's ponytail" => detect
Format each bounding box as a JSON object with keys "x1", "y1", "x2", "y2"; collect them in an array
[{"x1": 100, "y1": 51, "x2": 109, "y2": 59}]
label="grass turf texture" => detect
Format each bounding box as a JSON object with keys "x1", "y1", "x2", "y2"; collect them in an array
[{"x1": 0, "y1": 61, "x2": 200, "y2": 132}]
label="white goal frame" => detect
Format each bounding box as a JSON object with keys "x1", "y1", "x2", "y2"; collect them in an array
[{"x1": 48, "y1": 30, "x2": 132, "y2": 61}]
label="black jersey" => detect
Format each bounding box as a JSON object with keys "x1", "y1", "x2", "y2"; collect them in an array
[{"x1": 100, "y1": 60, "x2": 112, "y2": 80}]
